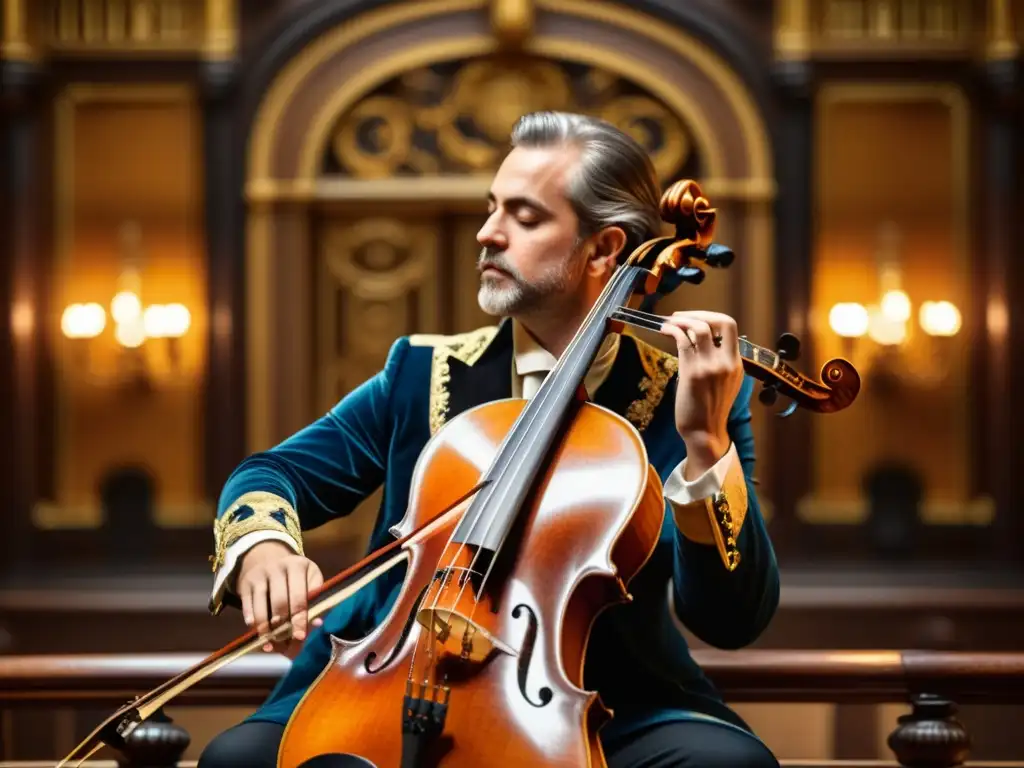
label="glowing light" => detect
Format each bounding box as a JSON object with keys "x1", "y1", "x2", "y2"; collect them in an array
[
  {"x1": 163, "y1": 303, "x2": 191, "y2": 337},
  {"x1": 920, "y1": 301, "x2": 961, "y2": 337},
  {"x1": 880, "y1": 290, "x2": 911, "y2": 322},
  {"x1": 110, "y1": 291, "x2": 142, "y2": 324},
  {"x1": 143, "y1": 305, "x2": 167, "y2": 337},
  {"x1": 115, "y1": 318, "x2": 146, "y2": 348},
  {"x1": 828, "y1": 303, "x2": 869, "y2": 338},
  {"x1": 61, "y1": 303, "x2": 106, "y2": 339},
  {"x1": 144, "y1": 303, "x2": 192, "y2": 338},
  {"x1": 867, "y1": 306, "x2": 907, "y2": 346}
]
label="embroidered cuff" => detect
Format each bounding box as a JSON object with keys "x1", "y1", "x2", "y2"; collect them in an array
[
  {"x1": 208, "y1": 530, "x2": 301, "y2": 615},
  {"x1": 211, "y1": 491, "x2": 303, "y2": 576},
  {"x1": 668, "y1": 447, "x2": 748, "y2": 571}
]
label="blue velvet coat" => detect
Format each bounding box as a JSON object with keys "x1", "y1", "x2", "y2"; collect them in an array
[{"x1": 210, "y1": 318, "x2": 780, "y2": 753}]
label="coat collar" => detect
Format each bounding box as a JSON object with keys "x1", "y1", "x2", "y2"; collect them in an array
[
  {"x1": 443, "y1": 319, "x2": 514, "y2": 426},
  {"x1": 416, "y1": 318, "x2": 678, "y2": 437}
]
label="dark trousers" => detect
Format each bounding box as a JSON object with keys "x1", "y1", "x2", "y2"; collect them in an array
[{"x1": 197, "y1": 719, "x2": 779, "y2": 768}]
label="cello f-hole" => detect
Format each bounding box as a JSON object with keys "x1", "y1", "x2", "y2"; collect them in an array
[
  {"x1": 511, "y1": 603, "x2": 553, "y2": 708},
  {"x1": 364, "y1": 581, "x2": 433, "y2": 675}
]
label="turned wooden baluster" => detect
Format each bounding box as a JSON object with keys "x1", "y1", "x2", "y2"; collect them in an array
[
  {"x1": 116, "y1": 707, "x2": 190, "y2": 768},
  {"x1": 887, "y1": 694, "x2": 972, "y2": 768}
]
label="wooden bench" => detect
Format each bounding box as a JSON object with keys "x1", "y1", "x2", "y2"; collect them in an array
[{"x1": 2, "y1": 650, "x2": 1024, "y2": 767}]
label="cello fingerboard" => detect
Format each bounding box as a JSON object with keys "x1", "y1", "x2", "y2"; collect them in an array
[{"x1": 452, "y1": 264, "x2": 649, "y2": 554}]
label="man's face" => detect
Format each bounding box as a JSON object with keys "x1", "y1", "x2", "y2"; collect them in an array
[{"x1": 475, "y1": 145, "x2": 587, "y2": 317}]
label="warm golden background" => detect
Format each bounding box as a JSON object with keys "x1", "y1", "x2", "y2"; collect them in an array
[{"x1": 1, "y1": 0, "x2": 1022, "y2": 763}]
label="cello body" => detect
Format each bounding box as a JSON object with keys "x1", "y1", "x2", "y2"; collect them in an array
[
  {"x1": 56, "y1": 179, "x2": 859, "y2": 768},
  {"x1": 278, "y1": 398, "x2": 665, "y2": 768}
]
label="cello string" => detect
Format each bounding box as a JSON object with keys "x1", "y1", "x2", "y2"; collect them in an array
[
  {"x1": 612, "y1": 306, "x2": 799, "y2": 384},
  {"x1": 412, "y1": 257, "x2": 642, "y2": 685},
  {"x1": 608, "y1": 307, "x2": 664, "y2": 333},
  {"x1": 412, "y1": 240, "x2": 679, "y2": 689},
  {"x1": 459, "y1": 238, "x2": 712, "y2": 592},
  {"x1": 448, "y1": 261, "x2": 645, "y2": 634},
  {"x1": 450, "y1": 206, "x2": 709, "y2": 589}
]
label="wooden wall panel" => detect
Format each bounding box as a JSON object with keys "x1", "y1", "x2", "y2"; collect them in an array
[
  {"x1": 40, "y1": 85, "x2": 209, "y2": 530},
  {"x1": 804, "y1": 83, "x2": 979, "y2": 525}
]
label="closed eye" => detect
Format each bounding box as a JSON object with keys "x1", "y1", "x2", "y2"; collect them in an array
[{"x1": 487, "y1": 192, "x2": 552, "y2": 226}]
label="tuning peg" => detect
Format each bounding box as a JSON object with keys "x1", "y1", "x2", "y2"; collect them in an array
[
  {"x1": 777, "y1": 400, "x2": 798, "y2": 418},
  {"x1": 776, "y1": 332, "x2": 801, "y2": 361},
  {"x1": 679, "y1": 266, "x2": 705, "y2": 285},
  {"x1": 758, "y1": 383, "x2": 779, "y2": 407},
  {"x1": 705, "y1": 243, "x2": 734, "y2": 268}
]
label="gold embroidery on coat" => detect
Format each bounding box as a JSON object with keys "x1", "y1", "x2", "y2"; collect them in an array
[
  {"x1": 626, "y1": 339, "x2": 679, "y2": 432},
  {"x1": 211, "y1": 491, "x2": 303, "y2": 574},
  {"x1": 429, "y1": 347, "x2": 451, "y2": 436},
  {"x1": 710, "y1": 492, "x2": 741, "y2": 571},
  {"x1": 671, "y1": 450, "x2": 749, "y2": 571},
  {"x1": 411, "y1": 325, "x2": 499, "y2": 435}
]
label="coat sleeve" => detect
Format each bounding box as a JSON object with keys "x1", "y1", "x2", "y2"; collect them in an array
[
  {"x1": 208, "y1": 337, "x2": 409, "y2": 613},
  {"x1": 667, "y1": 375, "x2": 780, "y2": 649}
]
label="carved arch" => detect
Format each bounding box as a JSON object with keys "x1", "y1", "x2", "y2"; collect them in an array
[
  {"x1": 246, "y1": 1, "x2": 772, "y2": 188},
  {"x1": 241, "y1": 0, "x2": 776, "y2": 454}
]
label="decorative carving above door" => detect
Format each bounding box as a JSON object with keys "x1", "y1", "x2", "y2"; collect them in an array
[{"x1": 324, "y1": 55, "x2": 696, "y2": 183}]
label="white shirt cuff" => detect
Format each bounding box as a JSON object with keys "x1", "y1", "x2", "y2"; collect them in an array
[
  {"x1": 663, "y1": 442, "x2": 738, "y2": 505},
  {"x1": 209, "y1": 530, "x2": 301, "y2": 610}
]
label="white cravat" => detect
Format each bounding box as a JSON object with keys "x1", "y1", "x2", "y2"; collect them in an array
[{"x1": 511, "y1": 319, "x2": 619, "y2": 400}]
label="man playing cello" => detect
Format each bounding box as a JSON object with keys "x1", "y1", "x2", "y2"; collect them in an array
[{"x1": 199, "y1": 111, "x2": 781, "y2": 767}]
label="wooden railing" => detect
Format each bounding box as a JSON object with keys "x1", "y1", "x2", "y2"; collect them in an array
[{"x1": 2, "y1": 650, "x2": 1024, "y2": 767}]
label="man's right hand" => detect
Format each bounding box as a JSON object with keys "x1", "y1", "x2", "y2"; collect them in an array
[{"x1": 236, "y1": 540, "x2": 324, "y2": 658}]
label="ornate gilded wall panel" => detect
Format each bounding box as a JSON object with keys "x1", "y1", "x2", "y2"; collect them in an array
[
  {"x1": 317, "y1": 216, "x2": 441, "y2": 413},
  {"x1": 19, "y1": 0, "x2": 240, "y2": 57},
  {"x1": 805, "y1": 83, "x2": 984, "y2": 526},
  {"x1": 322, "y1": 56, "x2": 697, "y2": 184},
  {"x1": 775, "y1": 0, "x2": 1024, "y2": 60},
  {"x1": 819, "y1": 0, "x2": 965, "y2": 44},
  {"x1": 40, "y1": 84, "x2": 209, "y2": 530},
  {"x1": 248, "y1": 1, "x2": 772, "y2": 189}
]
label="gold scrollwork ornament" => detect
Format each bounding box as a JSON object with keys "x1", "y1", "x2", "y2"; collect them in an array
[
  {"x1": 324, "y1": 218, "x2": 429, "y2": 302},
  {"x1": 598, "y1": 95, "x2": 690, "y2": 181},
  {"x1": 333, "y1": 95, "x2": 415, "y2": 179},
  {"x1": 417, "y1": 58, "x2": 573, "y2": 171}
]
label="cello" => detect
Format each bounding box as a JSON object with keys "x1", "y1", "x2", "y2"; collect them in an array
[{"x1": 58, "y1": 179, "x2": 859, "y2": 768}]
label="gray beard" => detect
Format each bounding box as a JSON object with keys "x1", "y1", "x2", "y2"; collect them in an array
[{"x1": 476, "y1": 246, "x2": 582, "y2": 317}]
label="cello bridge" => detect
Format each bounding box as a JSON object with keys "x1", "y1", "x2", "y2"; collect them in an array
[{"x1": 415, "y1": 608, "x2": 516, "y2": 662}]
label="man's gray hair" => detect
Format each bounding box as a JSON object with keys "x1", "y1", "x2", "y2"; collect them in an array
[{"x1": 509, "y1": 111, "x2": 663, "y2": 259}]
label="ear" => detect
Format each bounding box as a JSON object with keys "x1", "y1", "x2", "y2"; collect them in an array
[{"x1": 585, "y1": 226, "x2": 628, "y2": 279}]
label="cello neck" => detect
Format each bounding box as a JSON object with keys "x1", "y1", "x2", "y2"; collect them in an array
[{"x1": 452, "y1": 263, "x2": 648, "y2": 553}]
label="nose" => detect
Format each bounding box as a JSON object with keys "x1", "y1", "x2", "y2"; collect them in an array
[{"x1": 476, "y1": 211, "x2": 508, "y2": 251}]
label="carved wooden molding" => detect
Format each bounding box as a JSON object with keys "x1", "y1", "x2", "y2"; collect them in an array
[
  {"x1": 2, "y1": 0, "x2": 239, "y2": 59},
  {"x1": 773, "y1": 0, "x2": 1019, "y2": 61}
]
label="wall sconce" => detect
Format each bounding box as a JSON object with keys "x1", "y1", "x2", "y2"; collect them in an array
[
  {"x1": 827, "y1": 223, "x2": 962, "y2": 393},
  {"x1": 59, "y1": 221, "x2": 191, "y2": 392}
]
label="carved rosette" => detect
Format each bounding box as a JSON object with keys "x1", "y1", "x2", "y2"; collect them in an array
[{"x1": 324, "y1": 55, "x2": 698, "y2": 183}]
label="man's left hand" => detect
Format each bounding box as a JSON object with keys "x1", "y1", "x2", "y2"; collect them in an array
[{"x1": 658, "y1": 310, "x2": 744, "y2": 478}]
